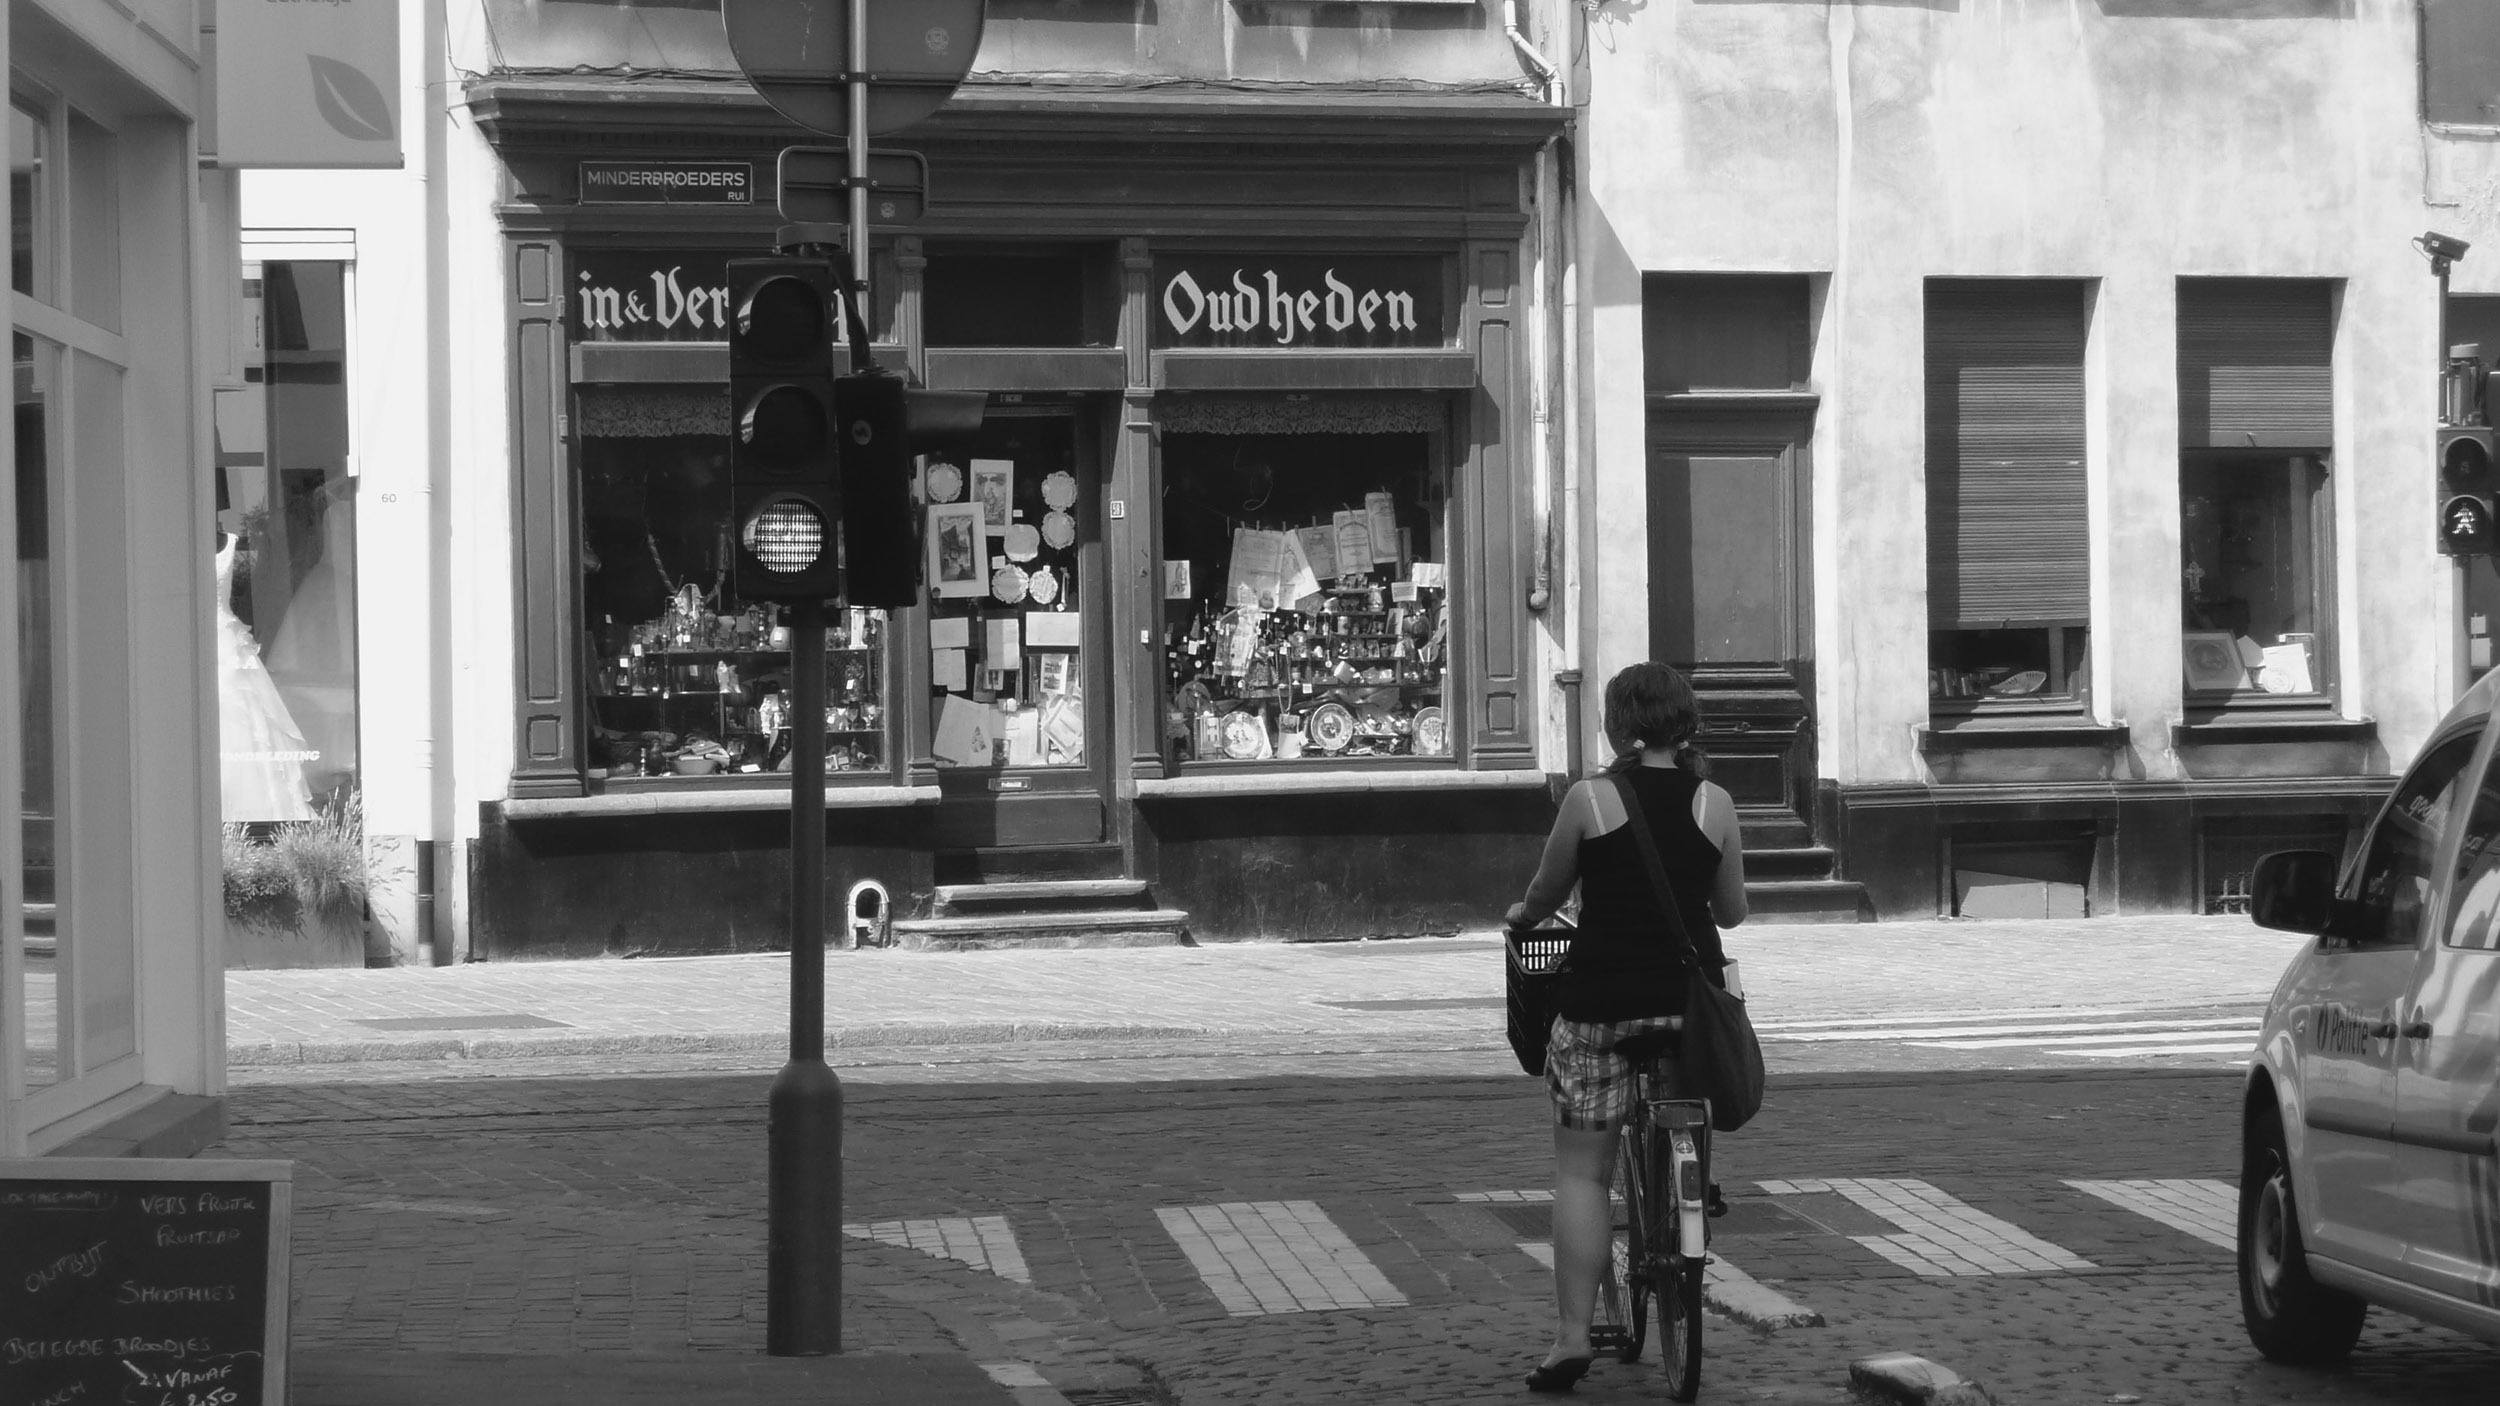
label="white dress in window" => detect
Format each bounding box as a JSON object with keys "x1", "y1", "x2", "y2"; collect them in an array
[{"x1": 217, "y1": 538, "x2": 315, "y2": 822}]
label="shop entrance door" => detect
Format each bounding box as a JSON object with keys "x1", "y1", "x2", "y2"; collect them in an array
[
  {"x1": 1646, "y1": 406, "x2": 1816, "y2": 833},
  {"x1": 925, "y1": 407, "x2": 1109, "y2": 849}
]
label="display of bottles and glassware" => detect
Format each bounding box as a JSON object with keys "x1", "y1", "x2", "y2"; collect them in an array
[
  {"x1": 1163, "y1": 573, "x2": 1449, "y2": 763},
  {"x1": 589, "y1": 592, "x2": 890, "y2": 778}
]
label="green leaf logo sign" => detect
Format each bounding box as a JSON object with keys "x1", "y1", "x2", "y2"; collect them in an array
[{"x1": 309, "y1": 54, "x2": 394, "y2": 144}]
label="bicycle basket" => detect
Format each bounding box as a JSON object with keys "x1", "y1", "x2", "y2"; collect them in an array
[{"x1": 1505, "y1": 919, "x2": 1574, "y2": 1077}]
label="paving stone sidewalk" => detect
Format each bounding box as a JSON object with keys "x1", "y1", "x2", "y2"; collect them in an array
[{"x1": 222, "y1": 915, "x2": 2302, "y2": 1067}]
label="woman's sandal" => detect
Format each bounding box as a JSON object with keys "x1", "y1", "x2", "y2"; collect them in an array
[{"x1": 1524, "y1": 1355, "x2": 1594, "y2": 1393}]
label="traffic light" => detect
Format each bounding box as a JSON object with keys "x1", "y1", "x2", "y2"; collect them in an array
[
  {"x1": 2439, "y1": 425, "x2": 2498, "y2": 556},
  {"x1": 728, "y1": 256, "x2": 842, "y2": 601},
  {"x1": 833, "y1": 369, "x2": 988, "y2": 608}
]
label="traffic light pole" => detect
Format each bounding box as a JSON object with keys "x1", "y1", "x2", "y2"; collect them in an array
[
  {"x1": 766, "y1": 0, "x2": 873, "y2": 1355},
  {"x1": 768, "y1": 594, "x2": 840, "y2": 1356}
]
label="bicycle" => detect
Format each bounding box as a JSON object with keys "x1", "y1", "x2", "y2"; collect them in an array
[{"x1": 1588, "y1": 1023, "x2": 1711, "y2": 1402}]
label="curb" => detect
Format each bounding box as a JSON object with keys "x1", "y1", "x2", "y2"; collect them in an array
[
  {"x1": 1849, "y1": 1352, "x2": 1994, "y2": 1406},
  {"x1": 225, "y1": 1023, "x2": 1212, "y2": 1066}
]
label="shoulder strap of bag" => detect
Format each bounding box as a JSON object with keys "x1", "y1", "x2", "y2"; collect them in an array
[{"x1": 1613, "y1": 772, "x2": 1704, "y2": 969}]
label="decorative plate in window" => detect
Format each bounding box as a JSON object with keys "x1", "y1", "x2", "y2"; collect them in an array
[
  {"x1": 1041, "y1": 471, "x2": 1078, "y2": 510},
  {"x1": 1003, "y1": 523, "x2": 1040, "y2": 561},
  {"x1": 1041, "y1": 511, "x2": 1076, "y2": 549},
  {"x1": 926, "y1": 462, "x2": 964, "y2": 502},
  {"x1": 1306, "y1": 702, "x2": 1354, "y2": 753},
  {"x1": 1026, "y1": 565, "x2": 1059, "y2": 605},
  {"x1": 991, "y1": 563, "x2": 1028, "y2": 604},
  {"x1": 1412, "y1": 705, "x2": 1446, "y2": 757}
]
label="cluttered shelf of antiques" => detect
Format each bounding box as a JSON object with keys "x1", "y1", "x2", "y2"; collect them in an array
[
  {"x1": 588, "y1": 598, "x2": 890, "y2": 781},
  {"x1": 1166, "y1": 574, "x2": 1451, "y2": 763}
]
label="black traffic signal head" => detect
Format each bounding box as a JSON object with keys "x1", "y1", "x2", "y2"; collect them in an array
[
  {"x1": 834, "y1": 369, "x2": 989, "y2": 609},
  {"x1": 728, "y1": 256, "x2": 842, "y2": 601},
  {"x1": 2440, "y1": 426, "x2": 2500, "y2": 556}
]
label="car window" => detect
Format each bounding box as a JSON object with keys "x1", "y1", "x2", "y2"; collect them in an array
[
  {"x1": 2346, "y1": 729, "x2": 2484, "y2": 947},
  {"x1": 2449, "y1": 719, "x2": 2500, "y2": 950}
]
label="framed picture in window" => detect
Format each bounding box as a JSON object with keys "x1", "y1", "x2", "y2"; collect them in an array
[
  {"x1": 2183, "y1": 630, "x2": 2247, "y2": 691},
  {"x1": 926, "y1": 501, "x2": 986, "y2": 600}
]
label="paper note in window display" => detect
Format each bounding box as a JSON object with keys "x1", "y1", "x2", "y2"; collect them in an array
[{"x1": 215, "y1": 536, "x2": 317, "y2": 822}]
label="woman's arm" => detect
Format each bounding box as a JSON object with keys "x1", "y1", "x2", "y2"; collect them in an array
[
  {"x1": 1506, "y1": 781, "x2": 1592, "y2": 928},
  {"x1": 1700, "y1": 781, "x2": 1749, "y2": 927}
]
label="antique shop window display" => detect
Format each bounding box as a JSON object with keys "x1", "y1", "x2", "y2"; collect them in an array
[
  {"x1": 1160, "y1": 433, "x2": 1450, "y2": 763},
  {"x1": 923, "y1": 416, "x2": 1086, "y2": 769},
  {"x1": 1927, "y1": 626, "x2": 2088, "y2": 707},
  {"x1": 2179, "y1": 452, "x2": 2330, "y2": 699},
  {"x1": 578, "y1": 413, "x2": 889, "y2": 779}
]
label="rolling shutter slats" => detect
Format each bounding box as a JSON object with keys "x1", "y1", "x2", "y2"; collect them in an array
[
  {"x1": 1926, "y1": 283, "x2": 2090, "y2": 630},
  {"x1": 2178, "y1": 280, "x2": 2333, "y2": 448}
]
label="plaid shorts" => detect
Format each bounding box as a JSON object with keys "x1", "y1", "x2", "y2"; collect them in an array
[{"x1": 1545, "y1": 1015, "x2": 1686, "y2": 1132}]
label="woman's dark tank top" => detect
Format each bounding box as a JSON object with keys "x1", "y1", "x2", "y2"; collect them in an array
[{"x1": 1557, "y1": 765, "x2": 1728, "y2": 1022}]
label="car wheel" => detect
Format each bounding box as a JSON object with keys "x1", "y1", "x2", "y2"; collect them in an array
[{"x1": 2239, "y1": 1104, "x2": 2367, "y2": 1363}]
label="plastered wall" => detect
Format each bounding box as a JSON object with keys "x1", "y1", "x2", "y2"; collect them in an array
[{"x1": 1582, "y1": 0, "x2": 2452, "y2": 786}]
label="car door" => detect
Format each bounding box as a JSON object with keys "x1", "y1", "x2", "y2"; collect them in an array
[
  {"x1": 2296, "y1": 722, "x2": 2487, "y2": 1276},
  {"x1": 2395, "y1": 721, "x2": 2500, "y2": 1310}
]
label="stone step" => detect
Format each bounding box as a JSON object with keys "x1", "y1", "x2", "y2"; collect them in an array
[
  {"x1": 933, "y1": 843, "x2": 1127, "y2": 885},
  {"x1": 890, "y1": 908, "x2": 1193, "y2": 951},
  {"x1": 934, "y1": 879, "x2": 1153, "y2": 915},
  {"x1": 1743, "y1": 879, "x2": 1872, "y2": 924},
  {"x1": 1745, "y1": 845, "x2": 1838, "y2": 881}
]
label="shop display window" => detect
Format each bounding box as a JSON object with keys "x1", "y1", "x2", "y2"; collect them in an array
[
  {"x1": 2180, "y1": 453, "x2": 2330, "y2": 700},
  {"x1": 923, "y1": 415, "x2": 1087, "y2": 769},
  {"x1": 1160, "y1": 432, "x2": 1450, "y2": 764},
  {"x1": 577, "y1": 412, "x2": 890, "y2": 780}
]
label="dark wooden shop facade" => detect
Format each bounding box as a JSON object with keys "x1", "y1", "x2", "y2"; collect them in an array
[{"x1": 464, "y1": 76, "x2": 1569, "y2": 956}]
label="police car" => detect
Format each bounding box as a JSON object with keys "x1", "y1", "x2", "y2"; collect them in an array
[{"x1": 2241, "y1": 669, "x2": 2500, "y2": 1360}]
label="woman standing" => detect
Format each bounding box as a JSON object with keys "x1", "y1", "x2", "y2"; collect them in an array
[{"x1": 1504, "y1": 662, "x2": 1747, "y2": 1393}]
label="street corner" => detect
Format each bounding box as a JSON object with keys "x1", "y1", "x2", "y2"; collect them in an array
[{"x1": 1846, "y1": 1351, "x2": 1995, "y2": 1406}]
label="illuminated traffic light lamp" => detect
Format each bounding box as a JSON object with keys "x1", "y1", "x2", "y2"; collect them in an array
[
  {"x1": 2439, "y1": 425, "x2": 2499, "y2": 556},
  {"x1": 729, "y1": 257, "x2": 842, "y2": 601},
  {"x1": 834, "y1": 369, "x2": 989, "y2": 608}
]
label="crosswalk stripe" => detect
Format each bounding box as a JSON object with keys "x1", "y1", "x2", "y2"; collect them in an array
[
  {"x1": 2056, "y1": 1042, "x2": 2255, "y2": 1059},
  {"x1": 1157, "y1": 1200, "x2": 1408, "y2": 1316},
  {"x1": 843, "y1": 1214, "x2": 1031, "y2": 1283},
  {"x1": 1759, "y1": 1177, "x2": 2094, "y2": 1276},
  {"x1": 2066, "y1": 1179, "x2": 2236, "y2": 1249},
  {"x1": 1915, "y1": 1027, "x2": 2258, "y2": 1050},
  {"x1": 1774, "y1": 1016, "x2": 2257, "y2": 1044}
]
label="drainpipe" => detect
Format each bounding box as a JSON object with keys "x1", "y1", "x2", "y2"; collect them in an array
[{"x1": 1505, "y1": 0, "x2": 1562, "y2": 104}]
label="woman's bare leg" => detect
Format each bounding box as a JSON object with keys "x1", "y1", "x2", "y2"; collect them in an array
[{"x1": 1546, "y1": 1122, "x2": 1618, "y2": 1365}]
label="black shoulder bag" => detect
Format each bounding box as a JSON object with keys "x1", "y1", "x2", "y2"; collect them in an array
[{"x1": 1614, "y1": 773, "x2": 1766, "y2": 1133}]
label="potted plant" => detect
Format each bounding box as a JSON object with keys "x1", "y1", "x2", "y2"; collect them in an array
[{"x1": 222, "y1": 790, "x2": 373, "y2": 969}]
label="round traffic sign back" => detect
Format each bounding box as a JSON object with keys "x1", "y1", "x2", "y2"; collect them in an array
[{"x1": 723, "y1": 0, "x2": 986, "y2": 139}]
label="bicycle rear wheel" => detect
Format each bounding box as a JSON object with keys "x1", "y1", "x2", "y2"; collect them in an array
[{"x1": 1657, "y1": 1257, "x2": 1702, "y2": 1400}]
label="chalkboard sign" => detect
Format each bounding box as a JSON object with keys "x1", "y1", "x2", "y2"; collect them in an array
[{"x1": 0, "y1": 1158, "x2": 291, "y2": 1406}]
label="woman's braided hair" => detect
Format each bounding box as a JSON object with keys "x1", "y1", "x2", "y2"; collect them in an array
[{"x1": 1601, "y1": 661, "x2": 1710, "y2": 780}]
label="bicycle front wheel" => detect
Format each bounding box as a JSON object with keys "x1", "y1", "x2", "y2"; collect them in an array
[{"x1": 1657, "y1": 1257, "x2": 1702, "y2": 1401}]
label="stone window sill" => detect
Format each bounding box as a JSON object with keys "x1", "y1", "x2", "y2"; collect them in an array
[
  {"x1": 2172, "y1": 713, "x2": 2375, "y2": 747},
  {"x1": 1133, "y1": 767, "x2": 1546, "y2": 799},
  {"x1": 503, "y1": 784, "x2": 940, "y2": 820},
  {"x1": 1918, "y1": 720, "x2": 2131, "y2": 753}
]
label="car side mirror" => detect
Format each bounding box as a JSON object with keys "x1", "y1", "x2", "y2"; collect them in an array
[{"x1": 2250, "y1": 849, "x2": 2341, "y2": 934}]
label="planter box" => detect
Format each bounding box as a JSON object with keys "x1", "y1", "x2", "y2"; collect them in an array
[{"x1": 224, "y1": 899, "x2": 371, "y2": 970}]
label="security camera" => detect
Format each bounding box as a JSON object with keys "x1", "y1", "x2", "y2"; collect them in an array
[{"x1": 2422, "y1": 231, "x2": 2473, "y2": 263}]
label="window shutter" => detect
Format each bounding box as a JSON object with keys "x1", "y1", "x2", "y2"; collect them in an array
[
  {"x1": 2177, "y1": 279, "x2": 2333, "y2": 449},
  {"x1": 1925, "y1": 282, "x2": 2090, "y2": 630}
]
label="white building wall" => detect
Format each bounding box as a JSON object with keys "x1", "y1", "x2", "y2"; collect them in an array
[{"x1": 1581, "y1": 0, "x2": 2447, "y2": 785}]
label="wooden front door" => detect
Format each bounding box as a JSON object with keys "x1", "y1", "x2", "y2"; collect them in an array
[
  {"x1": 1647, "y1": 405, "x2": 1816, "y2": 829},
  {"x1": 927, "y1": 406, "x2": 1109, "y2": 848}
]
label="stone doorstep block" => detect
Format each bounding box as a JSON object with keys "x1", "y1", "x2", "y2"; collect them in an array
[{"x1": 1850, "y1": 1351, "x2": 1995, "y2": 1406}]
